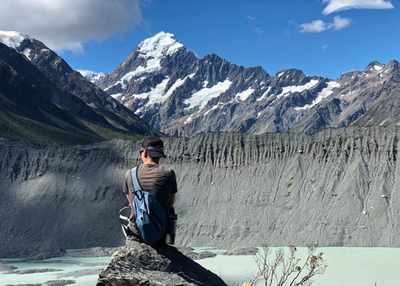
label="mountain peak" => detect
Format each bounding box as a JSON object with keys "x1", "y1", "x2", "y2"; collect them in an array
[
  {"x1": 116, "y1": 32, "x2": 186, "y2": 78},
  {"x1": 366, "y1": 61, "x2": 384, "y2": 72},
  {"x1": 0, "y1": 30, "x2": 29, "y2": 49},
  {"x1": 137, "y1": 31, "x2": 184, "y2": 57},
  {"x1": 78, "y1": 69, "x2": 106, "y2": 84}
]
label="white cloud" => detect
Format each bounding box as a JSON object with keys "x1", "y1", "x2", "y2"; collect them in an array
[
  {"x1": 0, "y1": 0, "x2": 142, "y2": 52},
  {"x1": 300, "y1": 16, "x2": 351, "y2": 33},
  {"x1": 254, "y1": 27, "x2": 265, "y2": 34},
  {"x1": 323, "y1": 0, "x2": 394, "y2": 15},
  {"x1": 331, "y1": 16, "x2": 352, "y2": 30},
  {"x1": 300, "y1": 20, "x2": 328, "y2": 33}
]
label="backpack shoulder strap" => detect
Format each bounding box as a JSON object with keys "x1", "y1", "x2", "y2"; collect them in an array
[
  {"x1": 131, "y1": 167, "x2": 143, "y2": 194},
  {"x1": 131, "y1": 166, "x2": 149, "y2": 212}
]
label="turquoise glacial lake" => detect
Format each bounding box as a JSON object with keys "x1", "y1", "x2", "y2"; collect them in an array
[{"x1": 1, "y1": 247, "x2": 399, "y2": 286}]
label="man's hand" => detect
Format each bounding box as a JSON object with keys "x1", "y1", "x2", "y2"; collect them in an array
[{"x1": 126, "y1": 192, "x2": 134, "y2": 220}]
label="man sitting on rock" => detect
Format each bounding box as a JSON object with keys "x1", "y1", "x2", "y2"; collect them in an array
[{"x1": 121, "y1": 136, "x2": 177, "y2": 245}]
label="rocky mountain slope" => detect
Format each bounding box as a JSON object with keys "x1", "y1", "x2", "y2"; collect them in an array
[
  {"x1": 90, "y1": 32, "x2": 400, "y2": 136},
  {"x1": 0, "y1": 43, "x2": 110, "y2": 144},
  {"x1": 0, "y1": 31, "x2": 152, "y2": 144},
  {"x1": 1, "y1": 126, "x2": 399, "y2": 257}
]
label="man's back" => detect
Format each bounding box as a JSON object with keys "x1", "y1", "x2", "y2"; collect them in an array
[
  {"x1": 121, "y1": 136, "x2": 177, "y2": 245},
  {"x1": 123, "y1": 163, "x2": 177, "y2": 210}
]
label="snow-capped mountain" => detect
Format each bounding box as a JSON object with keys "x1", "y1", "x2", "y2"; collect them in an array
[
  {"x1": 0, "y1": 30, "x2": 152, "y2": 137},
  {"x1": 90, "y1": 32, "x2": 325, "y2": 135},
  {"x1": 86, "y1": 31, "x2": 400, "y2": 136},
  {"x1": 0, "y1": 30, "x2": 152, "y2": 143},
  {"x1": 77, "y1": 70, "x2": 106, "y2": 85},
  {"x1": 1, "y1": 30, "x2": 399, "y2": 138}
]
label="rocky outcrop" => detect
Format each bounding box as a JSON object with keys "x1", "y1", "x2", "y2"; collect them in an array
[
  {"x1": 1, "y1": 126, "x2": 400, "y2": 257},
  {"x1": 97, "y1": 239, "x2": 226, "y2": 286}
]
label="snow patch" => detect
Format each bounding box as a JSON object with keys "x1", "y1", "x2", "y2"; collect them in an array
[
  {"x1": 120, "y1": 71, "x2": 138, "y2": 88},
  {"x1": 22, "y1": 48, "x2": 32, "y2": 60},
  {"x1": 294, "y1": 81, "x2": 340, "y2": 111},
  {"x1": 134, "y1": 107, "x2": 144, "y2": 115},
  {"x1": 0, "y1": 31, "x2": 26, "y2": 49},
  {"x1": 184, "y1": 80, "x2": 232, "y2": 110},
  {"x1": 277, "y1": 79, "x2": 320, "y2": 99},
  {"x1": 121, "y1": 63, "x2": 158, "y2": 79},
  {"x1": 107, "y1": 69, "x2": 149, "y2": 90},
  {"x1": 125, "y1": 32, "x2": 184, "y2": 78},
  {"x1": 277, "y1": 72, "x2": 285, "y2": 78},
  {"x1": 128, "y1": 78, "x2": 170, "y2": 106},
  {"x1": 256, "y1": 108, "x2": 269, "y2": 118},
  {"x1": 164, "y1": 75, "x2": 191, "y2": 98},
  {"x1": 138, "y1": 31, "x2": 183, "y2": 57},
  {"x1": 236, "y1": 88, "x2": 255, "y2": 101},
  {"x1": 256, "y1": 86, "x2": 272, "y2": 102},
  {"x1": 87, "y1": 103, "x2": 97, "y2": 109},
  {"x1": 380, "y1": 119, "x2": 389, "y2": 126},
  {"x1": 184, "y1": 115, "x2": 194, "y2": 125},
  {"x1": 78, "y1": 70, "x2": 106, "y2": 83},
  {"x1": 110, "y1": 93, "x2": 123, "y2": 99},
  {"x1": 204, "y1": 102, "x2": 226, "y2": 116}
]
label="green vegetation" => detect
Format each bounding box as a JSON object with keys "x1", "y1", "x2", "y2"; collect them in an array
[
  {"x1": 81, "y1": 120, "x2": 143, "y2": 142},
  {"x1": 0, "y1": 109, "x2": 95, "y2": 145},
  {"x1": 0, "y1": 110, "x2": 143, "y2": 145}
]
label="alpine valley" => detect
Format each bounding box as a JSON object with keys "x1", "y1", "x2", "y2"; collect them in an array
[{"x1": 1, "y1": 30, "x2": 400, "y2": 259}]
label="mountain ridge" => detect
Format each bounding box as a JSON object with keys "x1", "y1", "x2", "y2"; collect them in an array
[
  {"x1": 0, "y1": 30, "x2": 154, "y2": 144},
  {"x1": 83, "y1": 31, "x2": 400, "y2": 136}
]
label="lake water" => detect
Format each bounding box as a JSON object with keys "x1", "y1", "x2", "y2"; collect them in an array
[{"x1": 1, "y1": 247, "x2": 399, "y2": 286}]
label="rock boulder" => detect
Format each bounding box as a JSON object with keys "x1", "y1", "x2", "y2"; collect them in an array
[{"x1": 97, "y1": 239, "x2": 226, "y2": 286}]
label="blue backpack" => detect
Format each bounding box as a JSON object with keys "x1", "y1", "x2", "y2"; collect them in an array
[{"x1": 131, "y1": 166, "x2": 169, "y2": 245}]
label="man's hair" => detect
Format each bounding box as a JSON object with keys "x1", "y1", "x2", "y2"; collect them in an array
[
  {"x1": 140, "y1": 136, "x2": 165, "y2": 163},
  {"x1": 148, "y1": 154, "x2": 161, "y2": 164}
]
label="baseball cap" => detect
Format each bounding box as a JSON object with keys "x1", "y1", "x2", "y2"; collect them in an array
[{"x1": 141, "y1": 136, "x2": 166, "y2": 158}]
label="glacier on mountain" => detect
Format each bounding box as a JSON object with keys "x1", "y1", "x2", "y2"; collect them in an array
[
  {"x1": 236, "y1": 88, "x2": 255, "y2": 101},
  {"x1": 184, "y1": 80, "x2": 233, "y2": 110},
  {"x1": 295, "y1": 81, "x2": 340, "y2": 111},
  {"x1": 277, "y1": 79, "x2": 320, "y2": 99}
]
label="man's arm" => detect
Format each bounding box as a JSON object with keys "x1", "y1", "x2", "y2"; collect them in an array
[
  {"x1": 168, "y1": 170, "x2": 178, "y2": 210},
  {"x1": 123, "y1": 171, "x2": 135, "y2": 219}
]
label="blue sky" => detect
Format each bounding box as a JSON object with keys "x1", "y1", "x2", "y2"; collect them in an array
[{"x1": 56, "y1": 0, "x2": 399, "y2": 79}]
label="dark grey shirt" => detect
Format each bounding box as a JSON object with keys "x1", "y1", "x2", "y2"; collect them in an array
[{"x1": 123, "y1": 163, "x2": 177, "y2": 210}]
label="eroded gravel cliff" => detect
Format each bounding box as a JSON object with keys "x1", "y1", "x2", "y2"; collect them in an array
[{"x1": 1, "y1": 126, "x2": 399, "y2": 257}]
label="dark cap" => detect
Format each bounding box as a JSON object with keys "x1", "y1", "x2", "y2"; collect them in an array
[{"x1": 141, "y1": 136, "x2": 166, "y2": 158}]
